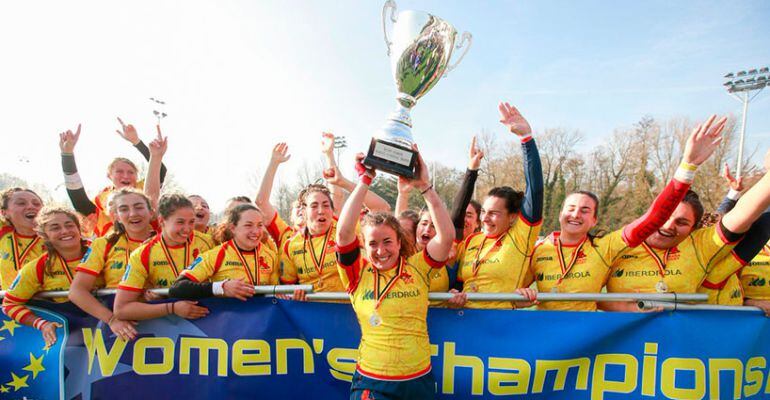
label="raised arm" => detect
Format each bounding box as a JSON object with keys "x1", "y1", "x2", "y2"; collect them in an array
[
  {"x1": 450, "y1": 136, "x2": 483, "y2": 241},
  {"x1": 722, "y1": 149, "x2": 770, "y2": 234},
  {"x1": 336, "y1": 155, "x2": 374, "y2": 246},
  {"x1": 324, "y1": 159, "x2": 391, "y2": 213},
  {"x1": 255, "y1": 143, "x2": 291, "y2": 223},
  {"x1": 395, "y1": 178, "x2": 413, "y2": 216},
  {"x1": 144, "y1": 128, "x2": 168, "y2": 211},
  {"x1": 499, "y1": 102, "x2": 543, "y2": 224},
  {"x1": 412, "y1": 151, "x2": 454, "y2": 262},
  {"x1": 320, "y1": 133, "x2": 345, "y2": 216},
  {"x1": 116, "y1": 118, "x2": 167, "y2": 184},
  {"x1": 59, "y1": 124, "x2": 97, "y2": 215},
  {"x1": 623, "y1": 115, "x2": 727, "y2": 246}
]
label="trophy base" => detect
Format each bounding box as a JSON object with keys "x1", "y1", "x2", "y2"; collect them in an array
[{"x1": 364, "y1": 138, "x2": 417, "y2": 179}]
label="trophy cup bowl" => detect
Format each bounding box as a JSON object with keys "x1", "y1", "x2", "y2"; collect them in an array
[{"x1": 364, "y1": 1, "x2": 472, "y2": 178}]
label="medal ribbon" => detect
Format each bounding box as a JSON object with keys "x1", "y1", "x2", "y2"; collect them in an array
[
  {"x1": 230, "y1": 240, "x2": 261, "y2": 285},
  {"x1": 554, "y1": 235, "x2": 587, "y2": 285},
  {"x1": 159, "y1": 237, "x2": 190, "y2": 277},
  {"x1": 372, "y1": 258, "x2": 404, "y2": 311},
  {"x1": 640, "y1": 242, "x2": 671, "y2": 280},
  {"x1": 305, "y1": 229, "x2": 331, "y2": 278},
  {"x1": 57, "y1": 253, "x2": 75, "y2": 283},
  {"x1": 472, "y1": 236, "x2": 504, "y2": 277},
  {"x1": 762, "y1": 244, "x2": 770, "y2": 257},
  {"x1": 11, "y1": 233, "x2": 40, "y2": 271}
]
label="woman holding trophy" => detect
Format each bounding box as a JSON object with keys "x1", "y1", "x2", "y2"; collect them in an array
[{"x1": 336, "y1": 151, "x2": 453, "y2": 399}]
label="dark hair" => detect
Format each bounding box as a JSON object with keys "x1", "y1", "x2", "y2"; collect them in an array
[
  {"x1": 468, "y1": 199, "x2": 482, "y2": 226},
  {"x1": 105, "y1": 189, "x2": 154, "y2": 247},
  {"x1": 35, "y1": 207, "x2": 88, "y2": 278},
  {"x1": 0, "y1": 187, "x2": 43, "y2": 227},
  {"x1": 487, "y1": 186, "x2": 524, "y2": 214},
  {"x1": 158, "y1": 194, "x2": 193, "y2": 219},
  {"x1": 361, "y1": 211, "x2": 416, "y2": 259},
  {"x1": 398, "y1": 210, "x2": 420, "y2": 238},
  {"x1": 228, "y1": 196, "x2": 252, "y2": 204},
  {"x1": 214, "y1": 204, "x2": 260, "y2": 244},
  {"x1": 565, "y1": 191, "x2": 600, "y2": 218},
  {"x1": 682, "y1": 190, "x2": 705, "y2": 229},
  {"x1": 299, "y1": 184, "x2": 334, "y2": 210}
]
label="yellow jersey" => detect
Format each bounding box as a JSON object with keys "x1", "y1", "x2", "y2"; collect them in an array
[
  {"x1": 91, "y1": 181, "x2": 144, "y2": 237},
  {"x1": 76, "y1": 234, "x2": 146, "y2": 288},
  {"x1": 740, "y1": 245, "x2": 770, "y2": 301},
  {"x1": 455, "y1": 214, "x2": 541, "y2": 309},
  {"x1": 698, "y1": 271, "x2": 744, "y2": 306},
  {"x1": 266, "y1": 213, "x2": 296, "y2": 252},
  {"x1": 0, "y1": 226, "x2": 44, "y2": 290},
  {"x1": 2, "y1": 252, "x2": 79, "y2": 323},
  {"x1": 530, "y1": 230, "x2": 629, "y2": 311},
  {"x1": 180, "y1": 240, "x2": 279, "y2": 285},
  {"x1": 607, "y1": 225, "x2": 738, "y2": 294},
  {"x1": 118, "y1": 232, "x2": 213, "y2": 291},
  {"x1": 281, "y1": 223, "x2": 345, "y2": 292},
  {"x1": 337, "y1": 239, "x2": 442, "y2": 380}
]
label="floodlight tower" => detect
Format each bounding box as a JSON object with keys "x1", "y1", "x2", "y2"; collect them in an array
[{"x1": 723, "y1": 66, "x2": 769, "y2": 178}]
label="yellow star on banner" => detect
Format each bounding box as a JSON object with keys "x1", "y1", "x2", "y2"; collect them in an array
[
  {"x1": 0, "y1": 386, "x2": 9, "y2": 393},
  {"x1": 0, "y1": 336, "x2": 5, "y2": 342},
  {"x1": 0, "y1": 320, "x2": 20, "y2": 336},
  {"x1": 42, "y1": 344, "x2": 51, "y2": 354},
  {"x1": 23, "y1": 353, "x2": 45, "y2": 379},
  {"x1": 6, "y1": 373, "x2": 28, "y2": 391}
]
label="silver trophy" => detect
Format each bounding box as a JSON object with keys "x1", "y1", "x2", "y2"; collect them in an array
[{"x1": 364, "y1": 0, "x2": 472, "y2": 178}]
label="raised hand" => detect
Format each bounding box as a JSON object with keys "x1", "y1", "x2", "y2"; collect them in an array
[
  {"x1": 682, "y1": 115, "x2": 727, "y2": 166},
  {"x1": 270, "y1": 142, "x2": 291, "y2": 165},
  {"x1": 498, "y1": 102, "x2": 532, "y2": 137},
  {"x1": 223, "y1": 279, "x2": 256, "y2": 301},
  {"x1": 58, "y1": 124, "x2": 81, "y2": 153},
  {"x1": 320, "y1": 132, "x2": 335, "y2": 156},
  {"x1": 468, "y1": 135, "x2": 484, "y2": 171},
  {"x1": 323, "y1": 167, "x2": 344, "y2": 187},
  {"x1": 148, "y1": 129, "x2": 168, "y2": 158},
  {"x1": 397, "y1": 145, "x2": 430, "y2": 192},
  {"x1": 722, "y1": 163, "x2": 744, "y2": 192},
  {"x1": 116, "y1": 117, "x2": 140, "y2": 145},
  {"x1": 355, "y1": 153, "x2": 376, "y2": 186}
]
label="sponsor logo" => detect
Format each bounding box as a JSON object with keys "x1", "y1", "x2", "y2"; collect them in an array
[
  {"x1": 362, "y1": 289, "x2": 420, "y2": 300},
  {"x1": 108, "y1": 261, "x2": 124, "y2": 270},
  {"x1": 748, "y1": 277, "x2": 766, "y2": 287}
]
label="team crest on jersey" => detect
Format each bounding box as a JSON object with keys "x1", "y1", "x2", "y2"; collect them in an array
[
  {"x1": 81, "y1": 247, "x2": 92, "y2": 263},
  {"x1": 258, "y1": 256, "x2": 271, "y2": 271},
  {"x1": 667, "y1": 247, "x2": 681, "y2": 261},
  {"x1": 400, "y1": 271, "x2": 414, "y2": 284},
  {"x1": 187, "y1": 256, "x2": 203, "y2": 270}
]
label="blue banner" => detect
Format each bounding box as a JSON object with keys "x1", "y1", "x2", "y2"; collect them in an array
[{"x1": 1, "y1": 296, "x2": 769, "y2": 399}]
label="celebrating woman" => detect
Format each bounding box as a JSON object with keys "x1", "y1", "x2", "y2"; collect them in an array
[
  {"x1": 2, "y1": 208, "x2": 88, "y2": 346},
  {"x1": 112, "y1": 193, "x2": 213, "y2": 321},
  {"x1": 59, "y1": 119, "x2": 167, "y2": 237},
  {"x1": 0, "y1": 188, "x2": 45, "y2": 289},
  {"x1": 169, "y1": 203, "x2": 279, "y2": 300},
  {"x1": 336, "y1": 151, "x2": 453, "y2": 399}
]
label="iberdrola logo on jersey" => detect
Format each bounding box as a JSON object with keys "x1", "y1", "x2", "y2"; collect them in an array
[
  {"x1": 0, "y1": 307, "x2": 67, "y2": 399},
  {"x1": 362, "y1": 290, "x2": 375, "y2": 300},
  {"x1": 536, "y1": 272, "x2": 545, "y2": 281},
  {"x1": 614, "y1": 269, "x2": 624, "y2": 278}
]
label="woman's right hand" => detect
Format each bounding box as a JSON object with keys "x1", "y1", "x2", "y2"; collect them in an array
[
  {"x1": 270, "y1": 142, "x2": 291, "y2": 165},
  {"x1": 40, "y1": 321, "x2": 62, "y2": 347},
  {"x1": 223, "y1": 280, "x2": 256, "y2": 301},
  {"x1": 468, "y1": 136, "x2": 484, "y2": 171},
  {"x1": 173, "y1": 301, "x2": 210, "y2": 319},
  {"x1": 59, "y1": 124, "x2": 81, "y2": 153},
  {"x1": 447, "y1": 289, "x2": 467, "y2": 309},
  {"x1": 109, "y1": 318, "x2": 139, "y2": 341}
]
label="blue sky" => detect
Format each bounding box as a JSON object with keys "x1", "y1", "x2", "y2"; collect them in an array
[{"x1": 0, "y1": 1, "x2": 768, "y2": 210}]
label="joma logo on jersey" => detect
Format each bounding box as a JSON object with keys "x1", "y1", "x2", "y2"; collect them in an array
[
  {"x1": 536, "y1": 256, "x2": 553, "y2": 262},
  {"x1": 292, "y1": 250, "x2": 307, "y2": 256},
  {"x1": 750, "y1": 261, "x2": 770, "y2": 267},
  {"x1": 539, "y1": 271, "x2": 592, "y2": 281},
  {"x1": 748, "y1": 277, "x2": 764, "y2": 286},
  {"x1": 620, "y1": 255, "x2": 637, "y2": 260},
  {"x1": 225, "y1": 261, "x2": 243, "y2": 267},
  {"x1": 152, "y1": 261, "x2": 170, "y2": 266}
]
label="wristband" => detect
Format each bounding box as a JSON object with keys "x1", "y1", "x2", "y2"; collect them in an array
[
  {"x1": 212, "y1": 280, "x2": 228, "y2": 296},
  {"x1": 64, "y1": 172, "x2": 84, "y2": 190},
  {"x1": 674, "y1": 161, "x2": 698, "y2": 183},
  {"x1": 727, "y1": 189, "x2": 742, "y2": 201},
  {"x1": 355, "y1": 162, "x2": 374, "y2": 186},
  {"x1": 32, "y1": 318, "x2": 48, "y2": 330},
  {"x1": 420, "y1": 185, "x2": 433, "y2": 195},
  {"x1": 519, "y1": 134, "x2": 533, "y2": 143}
]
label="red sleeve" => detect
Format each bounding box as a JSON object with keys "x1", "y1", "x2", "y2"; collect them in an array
[{"x1": 622, "y1": 178, "x2": 690, "y2": 247}]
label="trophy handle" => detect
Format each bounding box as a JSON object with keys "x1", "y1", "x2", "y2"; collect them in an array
[
  {"x1": 382, "y1": 0, "x2": 398, "y2": 56},
  {"x1": 444, "y1": 31, "x2": 472, "y2": 77}
]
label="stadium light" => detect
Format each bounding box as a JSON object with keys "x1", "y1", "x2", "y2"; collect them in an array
[{"x1": 723, "y1": 65, "x2": 769, "y2": 178}]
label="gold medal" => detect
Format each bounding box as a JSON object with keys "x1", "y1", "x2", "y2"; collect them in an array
[
  {"x1": 369, "y1": 312, "x2": 382, "y2": 327},
  {"x1": 469, "y1": 283, "x2": 478, "y2": 292},
  {"x1": 655, "y1": 280, "x2": 668, "y2": 293}
]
